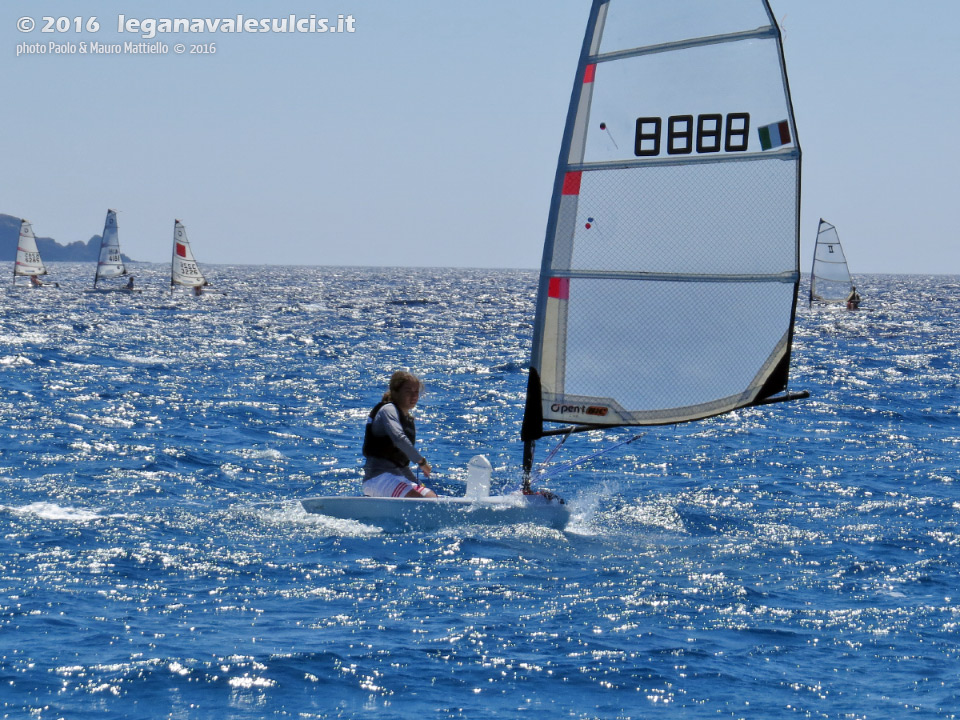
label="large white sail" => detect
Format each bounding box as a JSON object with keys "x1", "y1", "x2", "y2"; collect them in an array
[
  {"x1": 809, "y1": 219, "x2": 854, "y2": 304},
  {"x1": 94, "y1": 209, "x2": 127, "y2": 286},
  {"x1": 14, "y1": 220, "x2": 47, "y2": 279},
  {"x1": 171, "y1": 220, "x2": 208, "y2": 289},
  {"x1": 523, "y1": 0, "x2": 803, "y2": 448}
]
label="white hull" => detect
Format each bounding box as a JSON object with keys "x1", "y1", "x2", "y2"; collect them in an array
[
  {"x1": 300, "y1": 493, "x2": 570, "y2": 531},
  {"x1": 172, "y1": 287, "x2": 225, "y2": 296},
  {"x1": 15, "y1": 282, "x2": 59, "y2": 290}
]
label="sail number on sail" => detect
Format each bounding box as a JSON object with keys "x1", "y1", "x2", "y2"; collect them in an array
[
  {"x1": 635, "y1": 113, "x2": 750, "y2": 156},
  {"x1": 177, "y1": 262, "x2": 200, "y2": 276}
]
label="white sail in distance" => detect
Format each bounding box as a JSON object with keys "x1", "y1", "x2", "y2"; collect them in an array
[
  {"x1": 523, "y1": 0, "x2": 802, "y2": 440},
  {"x1": 171, "y1": 220, "x2": 207, "y2": 289},
  {"x1": 809, "y1": 219, "x2": 854, "y2": 304},
  {"x1": 94, "y1": 209, "x2": 127, "y2": 285},
  {"x1": 14, "y1": 220, "x2": 47, "y2": 278}
]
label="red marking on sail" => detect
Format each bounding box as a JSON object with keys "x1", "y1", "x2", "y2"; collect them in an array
[
  {"x1": 777, "y1": 120, "x2": 791, "y2": 145},
  {"x1": 548, "y1": 277, "x2": 569, "y2": 300},
  {"x1": 583, "y1": 64, "x2": 596, "y2": 83},
  {"x1": 176, "y1": 243, "x2": 187, "y2": 258},
  {"x1": 562, "y1": 171, "x2": 582, "y2": 195}
]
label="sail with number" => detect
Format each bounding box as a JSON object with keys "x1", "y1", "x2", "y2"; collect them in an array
[
  {"x1": 171, "y1": 220, "x2": 208, "y2": 291},
  {"x1": 93, "y1": 209, "x2": 127, "y2": 287},
  {"x1": 522, "y1": 0, "x2": 805, "y2": 471},
  {"x1": 809, "y1": 219, "x2": 855, "y2": 305},
  {"x1": 14, "y1": 220, "x2": 47, "y2": 282}
]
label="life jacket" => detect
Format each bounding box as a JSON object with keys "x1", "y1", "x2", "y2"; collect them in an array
[{"x1": 362, "y1": 401, "x2": 416, "y2": 468}]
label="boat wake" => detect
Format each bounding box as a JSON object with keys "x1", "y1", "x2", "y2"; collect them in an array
[
  {"x1": 247, "y1": 500, "x2": 384, "y2": 536},
  {"x1": 5, "y1": 501, "x2": 105, "y2": 522}
]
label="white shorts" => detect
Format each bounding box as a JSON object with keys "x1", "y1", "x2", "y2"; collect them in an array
[{"x1": 362, "y1": 472, "x2": 430, "y2": 498}]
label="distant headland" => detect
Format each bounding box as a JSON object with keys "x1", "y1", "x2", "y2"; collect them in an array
[{"x1": 1, "y1": 213, "x2": 135, "y2": 263}]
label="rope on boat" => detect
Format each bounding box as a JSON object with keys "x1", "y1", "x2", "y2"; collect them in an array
[{"x1": 528, "y1": 431, "x2": 646, "y2": 486}]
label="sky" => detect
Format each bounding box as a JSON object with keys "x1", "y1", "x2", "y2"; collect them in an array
[{"x1": 3, "y1": 0, "x2": 958, "y2": 273}]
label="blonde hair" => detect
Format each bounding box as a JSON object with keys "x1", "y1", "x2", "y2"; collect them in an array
[{"x1": 382, "y1": 370, "x2": 421, "y2": 403}]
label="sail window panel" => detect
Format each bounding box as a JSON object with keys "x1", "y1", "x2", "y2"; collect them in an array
[
  {"x1": 582, "y1": 38, "x2": 790, "y2": 166},
  {"x1": 813, "y1": 230, "x2": 850, "y2": 280},
  {"x1": 597, "y1": 0, "x2": 771, "y2": 56},
  {"x1": 557, "y1": 158, "x2": 797, "y2": 276},
  {"x1": 553, "y1": 277, "x2": 793, "y2": 421},
  {"x1": 812, "y1": 253, "x2": 851, "y2": 282},
  {"x1": 815, "y1": 224, "x2": 842, "y2": 249},
  {"x1": 810, "y1": 277, "x2": 852, "y2": 303}
]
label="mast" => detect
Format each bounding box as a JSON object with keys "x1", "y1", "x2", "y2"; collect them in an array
[
  {"x1": 170, "y1": 218, "x2": 177, "y2": 292},
  {"x1": 522, "y1": 1, "x2": 606, "y2": 480},
  {"x1": 809, "y1": 218, "x2": 823, "y2": 307}
]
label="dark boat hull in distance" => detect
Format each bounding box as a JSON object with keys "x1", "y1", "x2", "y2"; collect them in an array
[
  {"x1": 300, "y1": 493, "x2": 570, "y2": 532},
  {"x1": 83, "y1": 287, "x2": 143, "y2": 294}
]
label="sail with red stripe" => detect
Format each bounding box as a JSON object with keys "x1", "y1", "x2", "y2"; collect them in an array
[
  {"x1": 523, "y1": 0, "x2": 803, "y2": 443},
  {"x1": 170, "y1": 220, "x2": 208, "y2": 290}
]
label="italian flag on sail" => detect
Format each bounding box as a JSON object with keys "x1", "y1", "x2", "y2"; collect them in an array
[{"x1": 758, "y1": 120, "x2": 791, "y2": 150}]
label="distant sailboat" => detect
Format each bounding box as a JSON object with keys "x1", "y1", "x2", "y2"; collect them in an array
[
  {"x1": 809, "y1": 219, "x2": 859, "y2": 308},
  {"x1": 92, "y1": 209, "x2": 138, "y2": 292},
  {"x1": 170, "y1": 220, "x2": 210, "y2": 295},
  {"x1": 13, "y1": 219, "x2": 56, "y2": 288}
]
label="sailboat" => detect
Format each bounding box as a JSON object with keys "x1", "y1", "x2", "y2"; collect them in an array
[
  {"x1": 809, "y1": 218, "x2": 859, "y2": 308},
  {"x1": 170, "y1": 220, "x2": 211, "y2": 295},
  {"x1": 13, "y1": 219, "x2": 56, "y2": 288},
  {"x1": 300, "y1": 0, "x2": 807, "y2": 530},
  {"x1": 90, "y1": 209, "x2": 139, "y2": 292}
]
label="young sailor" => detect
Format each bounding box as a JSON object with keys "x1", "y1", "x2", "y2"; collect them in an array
[
  {"x1": 362, "y1": 370, "x2": 437, "y2": 499},
  {"x1": 846, "y1": 286, "x2": 861, "y2": 310}
]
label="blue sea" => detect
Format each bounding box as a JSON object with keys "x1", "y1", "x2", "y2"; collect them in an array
[{"x1": 2, "y1": 265, "x2": 958, "y2": 719}]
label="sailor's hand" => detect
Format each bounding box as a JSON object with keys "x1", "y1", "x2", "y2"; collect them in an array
[{"x1": 418, "y1": 459, "x2": 432, "y2": 478}]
